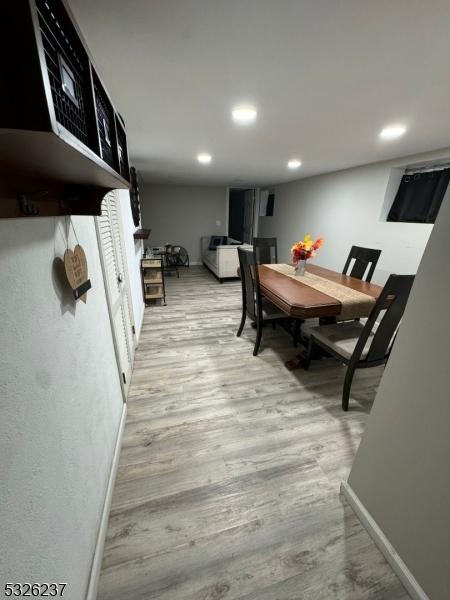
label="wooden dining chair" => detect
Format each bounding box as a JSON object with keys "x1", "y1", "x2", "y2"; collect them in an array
[
  {"x1": 342, "y1": 246, "x2": 382, "y2": 282},
  {"x1": 296, "y1": 245, "x2": 382, "y2": 347},
  {"x1": 237, "y1": 247, "x2": 288, "y2": 356},
  {"x1": 252, "y1": 237, "x2": 278, "y2": 264},
  {"x1": 303, "y1": 274, "x2": 415, "y2": 410}
]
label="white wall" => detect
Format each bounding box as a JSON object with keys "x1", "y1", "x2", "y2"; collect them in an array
[
  {"x1": 117, "y1": 189, "x2": 144, "y2": 337},
  {"x1": 347, "y1": 171, "x2": 450, "y2": 599},
  {"x1": 259, "y1": 147, "x2": 450, "y2": 283},
  {"x1": 0, "y1": 205, "x2": 139, "y2": 599},
  {"x1": 140, "y1": 183, "x2": 227, "y2": 263}
]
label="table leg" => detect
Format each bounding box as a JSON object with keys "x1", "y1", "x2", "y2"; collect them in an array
[{"x1": 285, "y1": 318, "x2": 333, "y2": 370}]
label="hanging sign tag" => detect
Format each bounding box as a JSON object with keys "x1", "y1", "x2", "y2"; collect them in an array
[{"x1": 64, "y1": 244, "x2": 91, "y2": 303}]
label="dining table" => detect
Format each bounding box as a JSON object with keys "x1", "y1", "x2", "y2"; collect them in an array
[
  {"x1": 257, "y1": 263, "x2": 386, "y2": 368},
  {"x1": 258, "y1": 263, "x2": 385, "y2": 320}
]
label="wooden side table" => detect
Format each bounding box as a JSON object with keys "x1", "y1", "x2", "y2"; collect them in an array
[{"x1": 141, "y1": 257, "x2": 166, "y2": 306}]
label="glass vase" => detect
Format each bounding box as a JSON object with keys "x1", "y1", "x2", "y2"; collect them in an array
[{"x1": 295, "y1": 259, "x2": 307, "y2": 276}]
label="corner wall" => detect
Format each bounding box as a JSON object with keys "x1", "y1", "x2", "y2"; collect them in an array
[
  {"x1": 140, "y1": 183, "x2": 227, "y2": 263},
  {"x1": 346, "y1": 165, "x2": 450, "y2": 599},
  {"x1": 259, "y1": 147, "x2": 450, "y2": 283},
  {"x1": 0, "y1": 208, "x2": 136, "y2": 598}
]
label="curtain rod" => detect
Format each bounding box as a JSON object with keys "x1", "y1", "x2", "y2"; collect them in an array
[{"x1": 405, "y1": 161, "x2": 450, "y2": 174}]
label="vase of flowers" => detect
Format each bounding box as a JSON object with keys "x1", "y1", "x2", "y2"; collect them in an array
[
  {"x1": 291, "y1": 234, "x2": 324, "y2": 276},
  {"x1": 295, "y1": 258, "x2": 307, "y2": 276}
]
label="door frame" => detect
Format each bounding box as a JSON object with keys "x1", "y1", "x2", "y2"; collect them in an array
[
  {"x1": 95, "y1": 191, "x2": 137, "y2": 401},
  {"x1": 226, "y1": 187, "x2": 260, "y2": 241}
]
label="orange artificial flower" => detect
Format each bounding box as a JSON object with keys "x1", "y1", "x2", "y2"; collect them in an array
[
  {"x1": 291, "y1": 235, "x2": 324, "y2": 262},
  {"x1": 313, "y1": 237, "x2": 324, "y2": 250}
]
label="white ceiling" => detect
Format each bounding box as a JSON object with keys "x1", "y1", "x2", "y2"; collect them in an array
[{"x1": 69, "y1": 0, "x2": 450, "y2": 186}]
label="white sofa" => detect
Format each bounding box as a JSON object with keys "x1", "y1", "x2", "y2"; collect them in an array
[{"x1": 201, "y1": 236, "x2": 252, "y2": 282}]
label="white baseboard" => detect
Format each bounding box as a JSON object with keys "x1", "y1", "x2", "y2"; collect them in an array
[
  {"x1": 86, "y1": 404, "x2": 127, "y2": 600},
  {"x1": 340, "y1": 481, "x2": 429, "y2": 600}
]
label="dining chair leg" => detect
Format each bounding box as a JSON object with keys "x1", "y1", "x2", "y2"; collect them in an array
[
  {"x1": 237, "y1": 309, "x2": 246, "y2": 337},
  {"x1": 342, "y1": 363, "x2": 357, "y2": 411},
  {"x1": 253, "y1": 319, "x2": 263, "y2": 356}
]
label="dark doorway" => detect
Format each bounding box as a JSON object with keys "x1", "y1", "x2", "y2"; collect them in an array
[{"x1": 228, "y1": 188, "x2": 255, "y2": 243}]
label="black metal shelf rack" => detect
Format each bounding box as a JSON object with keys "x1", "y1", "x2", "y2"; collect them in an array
[{"x1": 0, "y1": 0, "x2": 131, "y2": 219}]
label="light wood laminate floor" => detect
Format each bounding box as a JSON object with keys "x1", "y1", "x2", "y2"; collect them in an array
[{"x1": 98, "y1": 266, "x2": 409, "y2": 600}]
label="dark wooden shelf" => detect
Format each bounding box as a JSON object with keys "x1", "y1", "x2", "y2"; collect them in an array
[
  {"x1": 0, "y1": 0, "x2": 131, "y2": 219},
  {"x1": 0, "y1": 129, "x2": 129, "y2": 189},
  {"x1": 134, "y1": 228, "x2": 151, "y2": 240}
]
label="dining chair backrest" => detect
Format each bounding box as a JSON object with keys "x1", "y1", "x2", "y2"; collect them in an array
[
  {"x1": 253, "y1": 237, "x2": 278, "y2": 264},
  {"x1": 353, "y1": 274, "x2": 415, "y2": 364},
  {"x1": 343, "y1": 245, "x2": 381, "y2": 282},
  {"x1": 237, "y1": 247, "x2": 261, "y2": 321}
]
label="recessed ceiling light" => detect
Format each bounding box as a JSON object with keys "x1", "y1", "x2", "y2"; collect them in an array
[
  {"x1": 287, "y1": 159, "x2": 302, "y2": 169},
  {"x1": 232, "y1": 105, "x2": 257, "y2": 124},
  {"x1": 379, "y1": 124, "x2": 407, "y2": 140},
  {"x1": 197, "y1": 153, "x2": 212, "y2": 164}
]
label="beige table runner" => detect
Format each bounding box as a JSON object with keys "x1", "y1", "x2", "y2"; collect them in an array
[{"x1": 266, "y1": 264, "x2": 376, "y2": 320}]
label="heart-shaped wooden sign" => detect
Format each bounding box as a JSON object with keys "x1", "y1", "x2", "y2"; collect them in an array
[{"x1": 64, "y1": 244, "x2": 90, "y2": 303}]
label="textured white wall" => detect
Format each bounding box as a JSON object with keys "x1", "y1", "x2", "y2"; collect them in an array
[
  {"x1": 140, "y1": 183, "x2": 227, "y2": 263},
  {"x1": 347, "y1": 173, "x2": 450, "y2": 599},
  {"x1": 0, "y1": 209, "x2": 135, "y2": 599},
  {"x1": 259, "y1": 147, "x2": 450, "y2": 283}
]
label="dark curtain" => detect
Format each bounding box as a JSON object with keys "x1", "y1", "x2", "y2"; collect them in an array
[{"x1": 388, "y1": 168, "x2": 450, "y2": 223}]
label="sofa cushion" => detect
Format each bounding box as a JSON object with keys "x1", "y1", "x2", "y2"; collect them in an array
[{"x1": 209, "y1": 235, "x2": 227, "y2": 250}]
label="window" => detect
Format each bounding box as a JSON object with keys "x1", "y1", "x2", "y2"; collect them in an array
[{"x1": 387, "y1": 167, "x2": 450, "y2": 223}]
